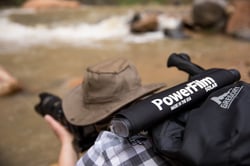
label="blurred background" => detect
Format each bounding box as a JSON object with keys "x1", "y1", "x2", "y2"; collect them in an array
[{"x1": 0, "y1": 0, "x2": 249, "y2": 166}]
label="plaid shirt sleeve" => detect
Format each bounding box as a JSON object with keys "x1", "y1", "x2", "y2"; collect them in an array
[{"x1": 76, "y1": 131, "x2": 169, "y2": 166}]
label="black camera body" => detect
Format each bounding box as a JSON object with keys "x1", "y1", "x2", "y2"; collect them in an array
[{"x1": 35, "y1": 92, "x2": 99, "y2": 152}]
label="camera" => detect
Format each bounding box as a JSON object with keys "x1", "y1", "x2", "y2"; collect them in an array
[{"x1": 35, "y1": 92, "x2": 100, "y2": 152}]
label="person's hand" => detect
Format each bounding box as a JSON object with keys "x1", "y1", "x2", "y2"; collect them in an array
[
  {"x1": 44, "y1": 115, "x2": 78, "y2": 166},
  {"x1": 44, "y1": 115, "x2": 73, "y2": 145}
]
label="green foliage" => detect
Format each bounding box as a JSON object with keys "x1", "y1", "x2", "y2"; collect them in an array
[
  {"x1": 0, "y1": 0, "x2": 192, "y2": 7},
  {"x1": 0, "y1": 0, "x2": 26, "y2": 7}
]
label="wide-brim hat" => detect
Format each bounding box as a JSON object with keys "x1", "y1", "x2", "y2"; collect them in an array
[{"x1": 62, "y1": 58, "x2": 165, "y2": 126}]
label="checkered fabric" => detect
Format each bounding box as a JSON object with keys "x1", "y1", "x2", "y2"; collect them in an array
[{"x1": 76, "y1": 131, "x2": 168, "y2": 166}]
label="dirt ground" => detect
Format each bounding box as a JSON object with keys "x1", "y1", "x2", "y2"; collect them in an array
[{"x1": 0, "y1": 5, "x2": 250, "y2": 166}]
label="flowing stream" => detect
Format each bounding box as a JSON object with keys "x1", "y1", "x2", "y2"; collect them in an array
[{"x1": 0, "y1": 7, "x2": 167, "y2": 53}]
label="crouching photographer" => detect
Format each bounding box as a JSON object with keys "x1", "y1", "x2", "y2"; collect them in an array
[
  {"x1": 36, "y1": 54, "x2": 250, "y2": 166},
  {"x1": 35, "y1": 57, "x2": 167, "y2": 166}
]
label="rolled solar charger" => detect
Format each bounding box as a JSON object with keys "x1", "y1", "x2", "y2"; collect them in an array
[{"x1": 110, "y1": 55, "x2": 241, "y2": 138}]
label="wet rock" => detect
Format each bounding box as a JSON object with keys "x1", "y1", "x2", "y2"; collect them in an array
[
  {"x1": 129, "y1": 11, "x2": 189, "y2": 39},
  {"x1": 129, "y1": 11, "x2": 159, "y2": 33},
  {"x1": 192, "y1": 0, "x2": 229, "y2": 32},
  {"x1": 226, "y1": 0, "x2": 250, "y2": 41},
  {"x1": 163, "y1": 28, "x2": 189, "y2": 39},
  {"x1": 22, "y1": 0, "x2": 81, "y2": 10},
  {"x1": 158, "y1": 14, "x2": 189, "y2": 39},
  {"x1": 0, "y1": 66, "x2": 22, "y2": 96}
]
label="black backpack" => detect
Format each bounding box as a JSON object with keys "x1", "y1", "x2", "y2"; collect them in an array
[{"x1": 151, "y1": 81, "x2": 250, "y2": 166}]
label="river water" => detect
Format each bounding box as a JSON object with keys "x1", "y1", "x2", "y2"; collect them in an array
[{"x1": 0, "y1": 5, "x2": 249, "y2": 166}]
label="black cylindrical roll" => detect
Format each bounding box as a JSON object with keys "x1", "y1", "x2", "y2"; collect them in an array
[{"x1": 111, "y1": 69, "x2": 240, "y2": 137}]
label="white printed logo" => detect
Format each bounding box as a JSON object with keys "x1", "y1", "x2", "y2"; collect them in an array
[
  {"x1": 211, "y1": 86, "x2": 243, "y2": 109},
  {"x1": 211, "y1": 90, "x2": 231, "y2": 105},
  {"x1": 151, "y1": 76, "x2": 218, "y2": 111}
]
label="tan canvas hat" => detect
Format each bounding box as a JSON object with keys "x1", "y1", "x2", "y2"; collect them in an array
[{"x1": 62, "y1": 58, "x2": 165, "y2": 126}]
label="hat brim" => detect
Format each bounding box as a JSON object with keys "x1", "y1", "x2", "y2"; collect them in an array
[{"x1": 62, "y1": 83, "x2": 165, "y2": 126}]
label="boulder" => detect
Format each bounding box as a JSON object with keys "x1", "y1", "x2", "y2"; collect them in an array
[
  {"x1": 0, "y1": 66, "x2": 22, "y2": 96},
  {"x1": 226, "y1": 0, "x2": 250, "y2": 41},
  {"x1": 192, "y1": 0, "x2": 229, "y2": 31},
  {"x1": 22, "y1": 0, "x2": 80, "y2": 10}
]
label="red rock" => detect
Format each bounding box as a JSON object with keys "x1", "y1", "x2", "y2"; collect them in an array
[
  {"x1": 0, "y1": 66, "x2": 22, "y2": 96},
  {"x1": 226, "y1": 0, "x2": 250, "y2": 40},
  {"x1": 63, "y1": 77, "x2": 83, "y2": 89},
  {"x1": 130, "y1": 11, "x2": 159, "y2": 33},
  {"x1": 22, "y1": 0, "x2": 80, "y2": 10}
]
